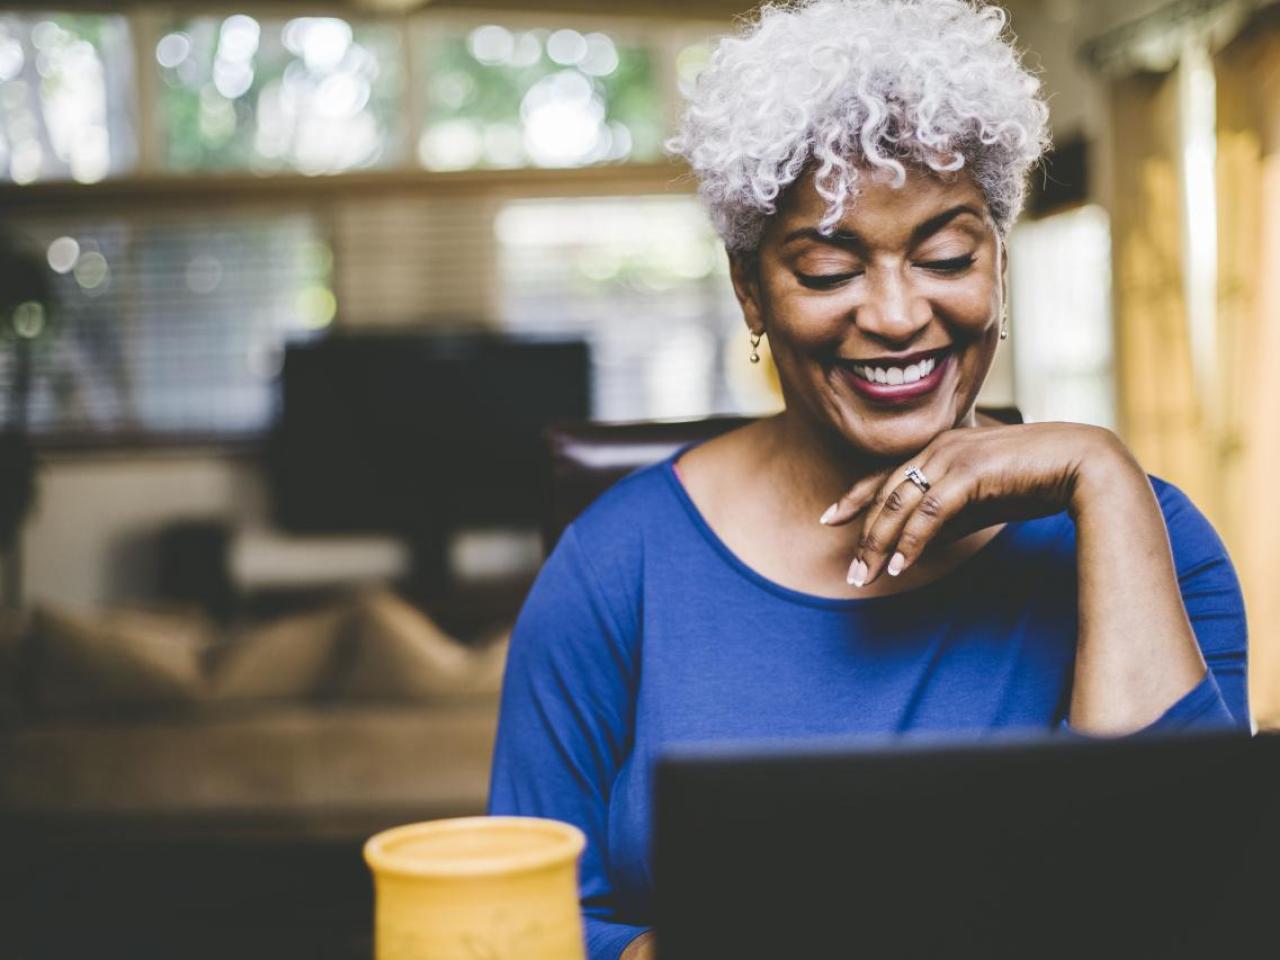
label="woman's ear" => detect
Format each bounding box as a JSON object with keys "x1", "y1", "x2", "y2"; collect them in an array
[{"x1": 728, "y1": 251, "x2": 765, "y2": 334}]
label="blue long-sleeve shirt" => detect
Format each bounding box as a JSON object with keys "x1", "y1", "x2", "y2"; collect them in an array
[{"x1": 488, "y1": 455, "x2": 1249, "y2": 960}]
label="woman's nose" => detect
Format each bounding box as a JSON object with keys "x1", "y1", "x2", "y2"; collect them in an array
[{"x1": 855, "y1": 272, "x2": 931, "y2": 344}]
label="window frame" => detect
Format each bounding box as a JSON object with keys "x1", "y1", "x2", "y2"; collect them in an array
[{"x1": 1, "y1": 5, "x2": 729, "y2": 187}]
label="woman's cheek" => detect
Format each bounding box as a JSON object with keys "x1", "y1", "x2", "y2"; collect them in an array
[{"x1": 935, "y1": 283, "x2": 998, "y2": 331}]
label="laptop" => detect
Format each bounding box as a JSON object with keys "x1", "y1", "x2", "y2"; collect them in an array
[{"x1": 654, "y1": 731, "x2": 1274, "y2": 959}]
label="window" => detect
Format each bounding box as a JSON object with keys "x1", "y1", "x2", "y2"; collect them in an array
[
  {"x1": 3, "y1": 10, "x2": 692, "y2": 182},
  {"x1": 416, "y1": 22, "x2": 663, "y2": 170},
  {"x1": 497, "y1": 195, "x2": 780, "y2": 420},
  {"x1": 155, "y1": 14, "x2": 406, "y2": 174},
  {"x1": 0, "y1": 12, "x2": 136, "y2": 183},
  {"x1": 1008, "y1": 204, "x2": 1115, "y2": 427}
]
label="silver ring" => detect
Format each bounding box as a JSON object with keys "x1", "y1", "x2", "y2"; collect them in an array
[{"x1": 904, "y1": 465, "x2": 931, "y2": 492}]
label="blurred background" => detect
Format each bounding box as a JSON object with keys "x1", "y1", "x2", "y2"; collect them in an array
[{"x1": 0, "y1": 0, "x2": 1277, "y2": 956}]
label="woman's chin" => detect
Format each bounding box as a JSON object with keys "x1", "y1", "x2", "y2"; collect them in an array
[
  {"x1": 835, "y1": 407, "x2": 957, "y2": 462},
  {"x1": 852, "y1": 432, "x2": 937, "y2": 464},
  {"x1": 817, "y1": 358, "x2": 972, "y2": 458}
]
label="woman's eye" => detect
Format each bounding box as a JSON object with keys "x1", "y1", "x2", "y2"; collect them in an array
[
  {"x1": 917, "y1": 255, "x2": 975, "y2": 273},
  {"x1": 797, "y1": 271, "x2": 862, "y2": 289}
]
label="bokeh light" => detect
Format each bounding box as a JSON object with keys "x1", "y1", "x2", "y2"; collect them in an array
[
  {"x1": 46, "y1": 235, "x2": 79, "y2": 273},
  {"x1": 468, "y1": 25, "x2": 514, "y2": 66},
  {"x1": 0, "y1": 14, "x2": 127, "y2": 184},
  {"x1": 12, "y1": 300, "x2": 46, "y2": 338},
  {"x1": 580, "y1": 33, "x2": 619, "y2": 77},
  {"x1": 0, "y1": 32, "x2": 24, "y2": 80},
  {"x1": 509, "y1": 32, "x2": 542, "y2": 68},
  {"x1": 155, "y1": 31, "x2": 191, "y2": 69},
  {"x1": 418, "y1": 118, "x2": 482, "y2": 170},
  {"x1": 296, "y1": 285, "x2": 337, "y2": 328},
  {"x1": 546, "y1": 29, "x2": 588, "y2": 67},
  {"x1": 218, "y1": 15, "x2": 260, "y2": 63},
  {"x1": 676, "y1": 41, "x2": 712, "y2": 96},
  {"x1": 72, "y1": 250, "x2": 109, "y2": 290},
  {"x1": 521, "y1": 70, "x2": 606, "y2": 167}
]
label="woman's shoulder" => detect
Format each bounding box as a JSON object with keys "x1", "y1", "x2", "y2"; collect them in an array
[
  {"x1": 559, "y1": 457, "x2": 686, "y2": 563},
  {"x1": 1146, "y1": 475, "x2": 1235, "y2": 573},
  {"x1": 566, "y1": 422, "x2": 760, "y2": 557},
  {"x1": 1148, "y1": 473, "x2": 1209, "y2": 522}
]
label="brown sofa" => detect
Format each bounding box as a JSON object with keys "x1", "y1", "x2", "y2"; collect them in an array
[
  {"x1": 0, "y1": 589, "x2": 506, "y2": 840},
  {"x1": 0, "y1": 591, "x2": 510, "y2": 957}
]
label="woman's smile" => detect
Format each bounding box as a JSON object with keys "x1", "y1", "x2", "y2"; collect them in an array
[{"x1": 832, "y1": 346, "x2": 955, "y2": 405}]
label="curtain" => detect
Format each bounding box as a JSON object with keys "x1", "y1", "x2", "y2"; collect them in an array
[
  {"x1": 1109, "y1": 70, "x2": 1217, "y2": 509},
  {"x1": 1214, "y1": 16, "x2": 1280, "y2": 727},
  {"x1": 1109, "y1": 12, "x2": 1280, "y2": 726}
]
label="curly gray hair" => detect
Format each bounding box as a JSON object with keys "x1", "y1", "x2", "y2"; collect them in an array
[{"x1": 668, "y1": 0, "x2": 1051, "y2": 254}]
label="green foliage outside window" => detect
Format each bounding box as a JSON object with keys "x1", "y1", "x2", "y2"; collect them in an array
[
  {"x1": 156, "y1": 15, "x2": 406, "y2": 174},
  {"x1": 418, "y1": 25, "x2": 663, "y2": 170}
]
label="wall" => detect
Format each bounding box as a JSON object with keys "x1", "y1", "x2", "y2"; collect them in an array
[{"x1": 20, "y1": 450, "x2": 263, "y2": 611}]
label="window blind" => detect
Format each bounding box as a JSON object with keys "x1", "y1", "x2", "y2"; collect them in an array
[{"x1": 2, "y1": 210, "x2": 328, "y2": 436}]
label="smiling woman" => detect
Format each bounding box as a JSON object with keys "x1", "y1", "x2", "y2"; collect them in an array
[{"x1": 486, "y1": 4, "x2": 1251, "y2": 960}]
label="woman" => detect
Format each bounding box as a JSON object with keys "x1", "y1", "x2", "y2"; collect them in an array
[{"x1": 489, "y1": 2, "x2": 1249, "y2": 958}]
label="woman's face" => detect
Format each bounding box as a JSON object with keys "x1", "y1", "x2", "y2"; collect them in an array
[{"x1": 732, "y1": 165, "x2": 1004, "y2": 463}]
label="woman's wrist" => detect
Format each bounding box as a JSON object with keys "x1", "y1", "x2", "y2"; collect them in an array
[{"x1": 1067, "y1": 428, "x2": 1149, "y2": 522}]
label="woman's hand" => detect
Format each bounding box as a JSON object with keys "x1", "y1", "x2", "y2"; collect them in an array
[
  {"x1": 821, "y1": 421, "x2": 1120, "y2": 587},
  {"x1": 823, "y1": 420, "x2": 1208, "y2": 735},
  {"x1": 621, "y1": 930, "x2": 657, "y2": 960}
]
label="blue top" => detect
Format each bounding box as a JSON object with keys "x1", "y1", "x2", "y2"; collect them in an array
[{"x1": 488, "y1": 455, "x2": 1249, "y2": 960}]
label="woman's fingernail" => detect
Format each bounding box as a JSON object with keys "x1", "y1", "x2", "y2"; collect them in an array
[
  {"x1": 847, "y1": 559, "x2": 866, "y2": 587},
  {"x1": 887, "y1": 552, "x2": 905, "y2": 577},
  {"x1": 820, "y1": 503, "x2": 839, "y2": 525}
]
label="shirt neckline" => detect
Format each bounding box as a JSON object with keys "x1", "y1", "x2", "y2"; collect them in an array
[{"x1": 660, "y1": 448, "x2": 1023, "y2": 611}]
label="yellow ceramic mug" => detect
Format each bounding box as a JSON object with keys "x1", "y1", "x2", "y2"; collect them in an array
[{"x1": 364, "y1": 815, "x2": 587, "y2": 960}]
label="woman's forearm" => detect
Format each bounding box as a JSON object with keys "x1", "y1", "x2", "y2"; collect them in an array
[
  {"x1": 620, "y1": 930, "x2": 656, "y2": 960},
  {"x1": 1067, "y1": 443, "x2": 1207, "y2": 735}
]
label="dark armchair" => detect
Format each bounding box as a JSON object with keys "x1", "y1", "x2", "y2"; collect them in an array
[{"x1": 542, "y1": 407, "x2": 1023, "y2": 554}]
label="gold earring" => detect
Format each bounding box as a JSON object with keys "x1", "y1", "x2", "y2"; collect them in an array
[{"x1": 749, "y1": 330, "x2": 764, "y2": 363}]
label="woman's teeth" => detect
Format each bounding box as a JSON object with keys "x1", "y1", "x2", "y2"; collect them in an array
[{"x1": 852, "y1": 356, "x2": 937, "y2": 385}]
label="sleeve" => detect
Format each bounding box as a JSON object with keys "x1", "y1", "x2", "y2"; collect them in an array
[
  {"x1": 1062, "y1": 477, "x2": 1250, "y2": 736},
  {"x1": 1141, "y1": 478, "x2": 1250, "y2": 732},
  {"x1": 487, "y1": 524, "x2": 651, "y2": 960}
]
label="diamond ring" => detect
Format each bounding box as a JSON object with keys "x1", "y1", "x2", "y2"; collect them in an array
[{"x1": 904, "y1": 465, "x2": 931, "y2": 492}]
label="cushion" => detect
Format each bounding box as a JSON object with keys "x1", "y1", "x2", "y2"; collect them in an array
[
  {"x1": 29, "y1": 605, "x2": 210, "y2": 718},
  {"x1": 340, "y1": 589, "x2": 507, "y2": 701},
  {"x1": 207, "y1": 603, "x2": 351, "y2": 705},
  {"x1": 469, "y1": 625, "x2": 511, "y2": 697}
]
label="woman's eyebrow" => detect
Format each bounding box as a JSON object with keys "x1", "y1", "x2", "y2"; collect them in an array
[
  {"x1": 909, "y1": 204, "x2": 985, "y2": 245},
  {"x1": 781, "y1": 203, "x2": 984, "y2": 248}
]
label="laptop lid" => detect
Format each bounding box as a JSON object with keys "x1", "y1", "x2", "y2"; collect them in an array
[{"x1": 655, "y1": 731, "x2": 1273, "y2": 959}]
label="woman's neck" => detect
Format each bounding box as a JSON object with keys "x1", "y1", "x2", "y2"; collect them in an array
[
  {"x1": 750, "y1": 404, "x2": 982, "y2": 524},
  {"x1": 751, "y1": 410, "x2": 892, "y2": 523}
]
